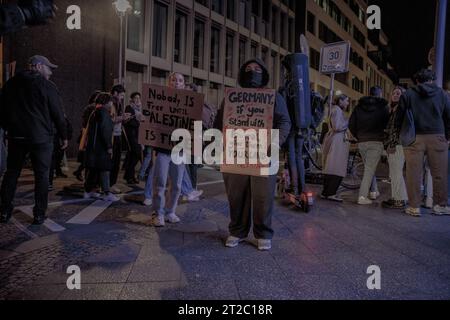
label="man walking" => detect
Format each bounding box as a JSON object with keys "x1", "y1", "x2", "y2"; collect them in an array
[{"x1": 0, "y1": 55, "x2": 67, "y2": 225}]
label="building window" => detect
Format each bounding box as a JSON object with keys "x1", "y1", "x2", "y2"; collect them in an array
[
  {"x1": 239, "y1": 37, "x2": 247, "y2": 68},
  {"x1": 210, "y1": 26, "x2": 221, "y2": 73},
  {"x1": 250, "y1": 0, "x2": 259, "y2": 34},
  {"x1": 239, "y1": 0, "x2": 249, "y2": 28},
  {"x1": 127, "y1": 0, "x2": 145, "y2": 52},
  {"x1": 251, "y1": 42, "x2": 257, "y2": 59},
  {"x1": 261, "y1": 0, "x2": 270, "y2": 39},
  {"x1": 152, "y1": 68, "x2": 168, "y2": 85},
  {"x1": 261, "y1": 46, "x2": 269, "y2": 67},
  {"x1": 195, "y1": 0, "x2": 208, "y2": 8},
  {"x1": 152, "y1": 1, "x2": 168, "y2": 58},
  {"x1": 288, "y1": 18, "x2": 294, "y2": 52},
  {"x1": 212, "y1": 0, "x2": 223, "y2": 15},
  {"x1": 353, "y1": 25, "x2": 366, "y2": 48},
  {"x1": 226, "y1": 32, "x2": 235, "y2": 78},
  {"x1": 208, "y1": 82, "x2": 220, "y2": 107},
  {"x1": 352, "y1": 76, "x2": 364, "y2": 94},
  {"x1": 126, "y1": 62, "x2": 145, "y2": 95},
  {"x1": 271, "y1": 7, "x2": 278, "y2": 45},
  {"x1": 194, "y1": 19, "x2": 205, "y2": 69},
  {"x1": 227, "y1": 0, "x2": 236, "y2": 21},
  {"x1": 307, "y1": 11, "x2": 315, "y2": 35},
  {"x1": 280, "y1": 13, "x2": 287, "y2": 49},
  {"x1": 174, "y1": 11, "x2": 188, "y2": 64},
  {"x1": 310, "y1": 48, "x2": 321, "y2": 71}
]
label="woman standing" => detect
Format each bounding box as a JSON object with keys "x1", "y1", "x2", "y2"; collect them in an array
[
  {"x1": 382, "y1": 86, "x2": 408, "y2": 209},
  {"x1": 321, "y1": 95, "x2": 350, "y2": 202},
  {"x1": 84, "y1": 93, "x2": 120, "y2": 202}
]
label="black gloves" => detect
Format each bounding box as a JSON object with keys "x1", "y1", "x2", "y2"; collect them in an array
[{"x1": 18, "y1": 0, "x2": 54, "y2": 26}]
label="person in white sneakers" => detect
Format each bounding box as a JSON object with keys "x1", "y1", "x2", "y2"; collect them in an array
[
  {"x1": 349, "y1": 86, "x2": 390, "y2": 205},
  {"x1": 151, "y1": 73, "x2": 187, "y2": 227}
]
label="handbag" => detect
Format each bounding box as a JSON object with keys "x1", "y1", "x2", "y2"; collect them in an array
[{"x1": 399, "y1": 103, "x2": 416, "y2": 147}]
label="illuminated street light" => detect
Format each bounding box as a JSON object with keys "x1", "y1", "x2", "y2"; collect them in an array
[{"x1": 112, "y1": 0, "x2": 131, "y2": 85}]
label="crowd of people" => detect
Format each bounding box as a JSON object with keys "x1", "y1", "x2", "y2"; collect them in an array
[
  {"x1": 321, "y1": 68, "x2": 450, "y2": 218},
  {"x1": 0, "y1": 54, "x2": 450, "y2": 251}
]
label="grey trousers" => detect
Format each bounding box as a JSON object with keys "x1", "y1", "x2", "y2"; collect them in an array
[
  {"x1": 223, "y1": 173, "x2": 277, "y2": 240},
  {"x1": 358, "y1": 141, "x2": 384, "y2": 198},
  {"x1": 387, "y1": 145, "x2": 408, "y2": 201}
]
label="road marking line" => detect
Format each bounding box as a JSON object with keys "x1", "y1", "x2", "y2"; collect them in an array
[
  {"x1": 66, "y1": 200, "x2": 112, "y2": 225},
  {"x1": 10, "y1": 217, "x2": 39, "y2": 239},
  {"x1": 197, "y1": 180, "x2": 224, "y2": 186},
  {"x1": 17, "y1": 206, "x2": 66, "y2": 232}
]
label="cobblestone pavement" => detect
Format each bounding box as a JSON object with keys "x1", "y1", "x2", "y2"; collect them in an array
[{"x1": 1, "y1": 162, "x2": 450, "y2": 300}]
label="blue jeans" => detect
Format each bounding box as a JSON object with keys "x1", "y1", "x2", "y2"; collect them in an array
[
  {"x1": 144, "y1": 164, "x2": 155, "y2": 200},
  {"x1": 152, "y1": 153, "x2": 185, "y2": 216},
  {"x1": 181, "y1": 168, "x2": 195, "y2": 196},
  {"x1": 287, "y1": 132, "x2": 305, "y2": 195},
  {"x1": 139, "y1": 146, "x2": 153, "y2": 180}
]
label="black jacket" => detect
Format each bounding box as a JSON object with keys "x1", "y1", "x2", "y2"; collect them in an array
[
  {"x1": 398, "y1": 83, "x2": 450, "y2": 139},
  {"x1": 123, "y1": 104, "x2": 141, "y2": 152},
  {"x1": 0, "y1": 70, "x2": 67, "y2": 144},
  {"x1": 216, "y1": 58, "x2": 291, "y2": 147},
  {"x1": 85, "y1": 107, "x2": 114, "y2": 171},
  {"x1": 349, "y1": 96, "x2": 389, "y2": 143}
]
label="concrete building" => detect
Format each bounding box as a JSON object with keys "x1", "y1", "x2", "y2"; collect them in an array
[
  {"x1": 296, "y1": 0, "x2": 397, "y2": 104},
  {"x1": 123, "y1": 0, "x2": 296, "y2": 108}
]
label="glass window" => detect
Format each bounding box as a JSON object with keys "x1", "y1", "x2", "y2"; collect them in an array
[
  {"x1": 239, "y1": 37, "x2": 247, "y2": 68},
  {"x1": 152, "y1": 1, "x2": 168, "y2": 58},
  {"x1": 227, "y1": 0, "x2": 236, "y2": 21},
  {"x1": 212, "y1": 0, "x2": 223, "y2": 14},
  {"x1": 239, "y1": 0, "x2": 248, "y2": 28},
  {"x1": 226, "y1": 32, "x2": 235, "y2": 78},
  {"x1": 193, "y1": 19, "x2": 205, "y2": 69},
  {"x1": 208, "y1": 82, "x2": 220, "y2": 107},
  {"x1": 174, "y1": 11, "x2": 188, "y2": 64},
  {"x1": 210, "y1": 26, "x2": 221, "y2": 73},
  {"x1": 307, "y1": 11, "x2": 315, "y2": 35},
  {"x1": 127, "y1": 0, "x2": 145, "y2": 52}
]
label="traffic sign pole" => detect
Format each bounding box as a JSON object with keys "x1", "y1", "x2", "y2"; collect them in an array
[{"x1": 329, "y1": 73, "x2": 335, "y2": 118}]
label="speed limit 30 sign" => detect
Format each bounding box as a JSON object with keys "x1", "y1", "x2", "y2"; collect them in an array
[{"x1": 319, "y1": 41, "x2": 351, "y2": 74}]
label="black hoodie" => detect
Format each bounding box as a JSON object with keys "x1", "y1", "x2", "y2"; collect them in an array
[
  {"x1": 348, "y1": 96, "x2": 390, "y2": 143},
  {"x1": 0, "y1": 70, "x2": 67, "y2": 144},
  {"x1": 398, "y1": 83, "x2": 450, "y2": 138},
  {"x1": 216, "y1": 58, "x2": 291, "y2": 147}
]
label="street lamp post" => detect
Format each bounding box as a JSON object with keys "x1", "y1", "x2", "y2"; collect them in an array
[
  {"x1": 113, "y1": 0, "x2": 131, "y2": 85},
  {"x1": 434, "y1": 0, "x2": 448, "y2": 87}
]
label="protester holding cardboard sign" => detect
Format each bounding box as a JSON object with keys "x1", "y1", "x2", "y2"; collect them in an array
[
  {"x1": 217, "y1": 59, "x2": 291, "y2": 251},
  {"x1": 140, "y1": 73, "x2": 204, "y2": 227}
]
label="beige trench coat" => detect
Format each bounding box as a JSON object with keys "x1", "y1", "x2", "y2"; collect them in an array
[{"x1": 322, "y1": 105, "x2": 350, "y2": 178}]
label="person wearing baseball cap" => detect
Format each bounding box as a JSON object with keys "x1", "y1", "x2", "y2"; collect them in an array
[
  {"x1": 0, "y1": 55, "x2": 67, "y2": 225},
  {"x1": 28, "y1": 55, "x2": 58, "y2": 80}
]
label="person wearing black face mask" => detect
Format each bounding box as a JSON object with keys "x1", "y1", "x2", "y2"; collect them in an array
[{"x1": 215, "y1": 59, "x2": 291, "y2": 251}]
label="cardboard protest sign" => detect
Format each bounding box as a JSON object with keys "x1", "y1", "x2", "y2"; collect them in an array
[
  {"x1": 139, "y1": 84, "x2": 204, "y2": 151},
  {"x1": 220, "y1": 88, "x2": 275, "y2": 177}
]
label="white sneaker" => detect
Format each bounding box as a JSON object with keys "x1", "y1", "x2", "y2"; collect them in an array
[
  {"x1": 84, "y1": 192, "x2": 101, "y2": 200},
  {"x1": 143, "y1": 198, "x2": 153, "y2": 207},
  {"x1": 152, "y1": 214, "x2": 165, "y2": 227},
  {"x1": 110, "y1": 187, "x2": 121, "y2": 194},
  {"x1": 432, "y1": 205, "x2": 450, "y2": 216},
  {"x1": 405, "y1": 207, "x2": 421, "y2": 217},
  {"x1": 165, "y1": 213, "x2": 181, "y2": 224},
  {"x1": 425, "y1": 197, "x2": 433, "y2": 209},
  {"x1": 102, "y1": 193, "x2": 120, "y2": 202},
  {"x1": 358, "y1": 196, "x2": 373, "y2": 205},
  {"x1": 257, "y1": 239, "x2": 272, "y2": 251},
  {"x1": 225, "y1": 236, "x2": 244, "y2": 248},
  {"x1": 187, "y1": 190, "x2": 204, "y2": 202},
  {"x1": 369, "y1": 191, "x2": 380, "y2": 200}
]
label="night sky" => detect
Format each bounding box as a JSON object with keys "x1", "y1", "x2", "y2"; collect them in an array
[{"x1": 371, "y1": 0, "x2": 439, "y2": 78}]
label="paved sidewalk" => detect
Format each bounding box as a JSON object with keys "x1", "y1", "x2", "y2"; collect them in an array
[{"x1": 1, "y1": 166, "x2": 450, "y2": 300}]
